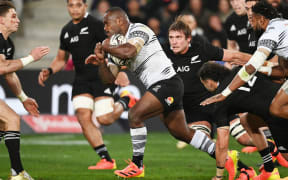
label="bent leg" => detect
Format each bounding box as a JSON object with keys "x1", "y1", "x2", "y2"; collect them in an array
[
  {"x1": 270, "y1": 82, "x2": 288, "y2": 119},
  {"x1": 230, "y1": 116, "x2": 253, "y2": 146}
]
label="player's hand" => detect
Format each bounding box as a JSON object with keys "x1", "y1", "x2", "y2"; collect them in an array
[
  {"x1": 38, "y1": 68, "x2": 50, "y2": 87},
  {"x1": 102, "y1": 38, "x2": 110, "y2": 51},
  {"x1": 200, "y1": 93, "x2": 226, "y2": 106},
  {"x1": 94, "y1": 43, "x2": 106, "y2": 63},
  {"x1": 85, "y1": 54, "x2": 100, "y2": 65},
  {"x1": 115, "y1": 71, "x2": 130, "y2": 87},
  {"x1": 23, "y1": 98, "x2": 39, "y2": 117},
  {"x1": 30, "y1": 46, "x2": 50, "y2": 61}
]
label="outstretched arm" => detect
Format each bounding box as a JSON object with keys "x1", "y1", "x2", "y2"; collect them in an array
[
  {"x1": 0, "y1": 46, "x2": 49, "y2": 75},
  {"x1": 201, "y1": 48, "x2": 270, "y2": 106},
  {"x1": 222, "y1": 49, "x2": 251, "y2": 66}
]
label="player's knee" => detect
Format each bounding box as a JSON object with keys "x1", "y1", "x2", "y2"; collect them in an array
[
  {"x1": 6, "y1": 113, "x2": 20, "y2": 130},
  {"x1": 97, "y1": 114, "x2": 114, "y2": 126},
  {"x1": 269, "y1": 102, "x2": 280, "y2": 117},
  {"x1": 236, "y1": 133, "x2": 253, "y2": 146},
  {"x1": 76, "y1": 109, "x2": 92, "y2": 126},
  {"x1": 128, "y1": 109, "x2": 143, "y2": 127}
]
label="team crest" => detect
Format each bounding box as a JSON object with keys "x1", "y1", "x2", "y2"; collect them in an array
[{"x1": 165, "y1": 97, "x2": 174, "y2": 106}]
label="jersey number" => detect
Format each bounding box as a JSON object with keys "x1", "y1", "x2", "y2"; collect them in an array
[{"x1": 238, "y1": 76, "x2": 257, "y2": 92}]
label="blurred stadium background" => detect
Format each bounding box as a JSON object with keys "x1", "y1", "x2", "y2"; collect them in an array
[{"x1": 0, "y1": 0, "x2": 288, "y2": 179}]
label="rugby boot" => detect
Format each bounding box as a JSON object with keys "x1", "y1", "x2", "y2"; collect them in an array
[
  {"x1": 176, "y1": 141, "x2": 188, "y2": 149},
  {"x1": 225, "y1": 150, "x2": 239, "y2": 180},
  {"x1": 253, "y1": 168, "x2": 280, "y2": 180},
  {"x1": 236, "y1": 167, "x2": 257, "y2": 180},
  {"x1": 120, "y1": 90, "x2": 138, "y2": 109},
  {"x1": 88, "y1": 159, "x2": 116, "y2": 170},
  {"x1": 242, "y1": 146, "x2": 258, "y2": 154},
  {"x1": 9, "y1": 171, "x2": 34, "y2": 180},
  {"x1": 268, "y1": 139, "x2": 288, "y2": 168},
  {"x1": 114, "y1": 159, "x2": 144, "y2": 178}
]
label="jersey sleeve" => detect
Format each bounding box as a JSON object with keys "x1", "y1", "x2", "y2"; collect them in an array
[
  {"x1": 127, "y1": 26, "x2": 150, "y2": 45},
  {"x1": 59, "y1": 28, "x2": 69, "y2": 51},
  {"x1": 224, "y1": 17, "x2": 235, "y2": 41},
  {"x1": 201, "y1": 41, "x2": 224, "y2": 62},
  {"x1": 257, "y1": 25, "x2": 278, "y2": 53}
]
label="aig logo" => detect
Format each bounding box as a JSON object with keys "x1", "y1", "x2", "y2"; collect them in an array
[
  {"x1": 177, "y1": 66, "x2": 190, "y2": 72},
  {"x1": 70, "y1": 35, "x2": 79, "y2": 43}
]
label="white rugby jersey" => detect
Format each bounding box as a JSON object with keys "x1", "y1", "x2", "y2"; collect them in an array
[
  {"x1": 124, "y1": 23, "x2": 176, "y2": 88},
  {"x1": 258, "y1": 18, "x2": 288, "y2": 59}
]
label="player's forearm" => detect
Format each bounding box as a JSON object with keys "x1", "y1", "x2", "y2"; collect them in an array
[
  {"x1": 4, "y1": 72, "x2": 25, "y2": 98},
  {"x1": 99, "y1": 62, "x2": 116, "y2": 85},
  {"x1": 104, "y1": 43, "x2": 137, "y2": 59},
  {"x1": 49, "y1": 58, "x2": 67, "y2": 74}
]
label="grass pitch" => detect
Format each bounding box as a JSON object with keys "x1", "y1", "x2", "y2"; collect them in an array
[{"x1": 0, "y1": 132, "x2": 287, "y2": 180}]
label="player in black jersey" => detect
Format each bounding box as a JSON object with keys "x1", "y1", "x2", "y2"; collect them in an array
[
  {"x1": 38, "y1": 0, "x2": 131, "y2": 170},
  {"x1": 199, "y1": 62, "x2": 288, "y2": 179},
  {"x1": 0, "y1": 1, "x2": 49, "y2": 180},
  {"x1": 225, "y1": 0, "x2": 251, "y2": 53},
  {"x1": 165, "y1": 20, "x2": 257, "y2": 180}
]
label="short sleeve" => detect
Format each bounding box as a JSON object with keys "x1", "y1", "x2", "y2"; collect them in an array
[
  {"x1": 257, "y1": 26, "x2": 278, "y2": 53},
  {"x1": 128, "y1": 26, "x2": 150, "y2": 45},
  {"x1": 59, "y1": 28, "x2": 69, "y2": 51},
  {"x1": 201, "y1": 41, "x2": 224, "y2": 62}
]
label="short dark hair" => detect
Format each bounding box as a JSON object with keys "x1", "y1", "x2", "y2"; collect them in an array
[
  {"x1": 168, "y1": 20, "x2": 191, "y2": 39},
  {"x1": 0, "y1": 1, "x2": 15, "y2": 17},
  {"x1": 106, "y1": 6, "x2": 126, "y2": 15},
  {"x1": 198, "y1": 62, "x2": 231, "y2": 82},
  {"x1": 66, "y1": 0, "x2": 87, "y2": 3},
  {"x1": 252, "y1": 1, "x2": 279, "y2": 19}
]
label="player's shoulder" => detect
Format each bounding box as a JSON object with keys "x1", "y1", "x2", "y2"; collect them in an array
[
  {"x1": 86, "y1": 14, "x2": 103, "y2": 26},
  {"x1": 129, "y1": 23, "x2": 150, "y2": 32},
  {"x1": 61, "y1": 19, "x2": 74, "y2": 32},
  {"x1": 225, "y1": 12, "x2": 238, "y2": 24}
]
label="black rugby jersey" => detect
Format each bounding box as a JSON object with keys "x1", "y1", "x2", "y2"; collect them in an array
[
  {"x1": 60, "y1": 13, "x2": 106, "y2": 81},
  {"x1": 164, "y1": 41, "x2": 223, "y2": 108},
  {"x1": 224, "y1": 13, "x2": 250, "y2": 53},
  {"x1": 0, "y1": 33, "x2": 15, "y2": 60},
  {"x1": 214, "y1": 67, "x2": 281, "y2": 127}
]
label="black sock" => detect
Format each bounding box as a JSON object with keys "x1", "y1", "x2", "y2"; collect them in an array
[
  {"x1": 267, "y1": 140, "x2": 276, "y2": 153},
  {"x1": 4, "y1": 131, "x2": 23, "y2": 174},
  {"x1": 0, "y1": 131, "x2": 4, "y2": 142},
  {"x1": 259, "y1": 147, "x2": 274, "y2": 172},
  {"x1": 132, "y1": 155, "x2": 144, "y2": 168},
  {"x1": 94, "y1": 144, "x2": 112, "y2": 162},
  {"x1": 263, "y1": 129, "x2": 273, "y2": 140},
  {"x1": 238, "y1": 160, "x2": 249, "y2": 170},
  {"x1": 117, "y1": 96, "x2": 130, "y2": 110}
]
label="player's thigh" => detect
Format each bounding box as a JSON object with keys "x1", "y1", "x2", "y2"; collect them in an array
[
  {"x1": 270, "y1": 84, "x2": 288, "y2": 110},
  {"x1": 72, "y1": 93, "x2": 94, "y2": 121},
  {"x1": 188, "y1": 121, "x2": 212, "y2": 136},
  {"x1": 129, "y1": 91, "x2": 163, "y2": 121},
  {"x1": 94, "y1": 96, "x2": 114, "y2": 123},
  {"x1": 229, "y1": 115, "x2": 247, "y2": 140},
  {"x1": 0, "y1": 99, "x2": 20, "y2": 130},
  {"x1": 241, "y1": 113, "x2": 267, "y2": 132}
]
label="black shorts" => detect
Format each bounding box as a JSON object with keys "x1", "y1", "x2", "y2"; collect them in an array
[
  {"x1": 184, "y1": 105, "x2": 214, "y2": 124},
  {"x1": 148, "y1": 75, "x2": 184, "y2": 114},
  {"x1": 266, "y1": 117, "x2": 288, "y2": 153},
  {"x1": 72, "y1": 79, "x2": 115, "y2": 98}
]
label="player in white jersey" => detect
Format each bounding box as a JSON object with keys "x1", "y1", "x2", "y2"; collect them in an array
[{"x1": 85, "y1": 7, "x2": 221, "y2": 179}]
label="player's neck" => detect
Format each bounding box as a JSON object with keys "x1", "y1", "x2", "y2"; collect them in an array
[{"x1": 0, "y1": 27, "x2": 11, "y2": 40}]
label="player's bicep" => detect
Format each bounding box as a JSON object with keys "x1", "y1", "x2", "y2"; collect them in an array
[{"x1": 127, "y1": 37, "x2": 145, "y2": 54}]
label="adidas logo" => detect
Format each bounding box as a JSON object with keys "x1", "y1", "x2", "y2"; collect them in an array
[
  {"x1": 230, "y1": 25, "x2": 236, "y2": 31},
  {"x1": 64, "y1": 32, "x2": 69, "y2": 39}
]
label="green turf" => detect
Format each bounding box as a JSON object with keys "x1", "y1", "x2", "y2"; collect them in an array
[{"x1": 0, "y1": 133, "x2": 287, "y2": 180}]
